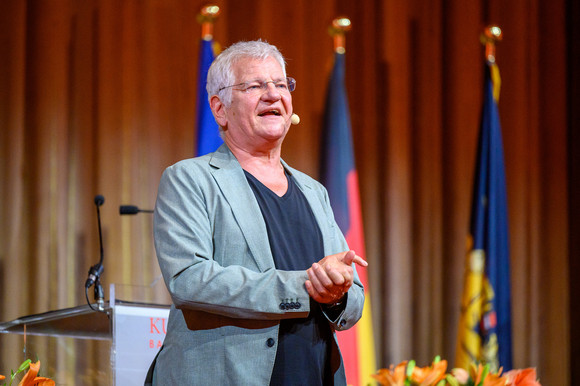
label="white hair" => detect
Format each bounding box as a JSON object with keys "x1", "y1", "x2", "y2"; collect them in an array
[{"x1": 206, "y1": 40, "x2": 287, "y2": 107}]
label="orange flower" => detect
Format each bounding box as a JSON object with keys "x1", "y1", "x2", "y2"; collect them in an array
[
  {"x1": 371, "y1": 361, "x2": 408, "y2": 386},
  {"x1": 469, "y1": 363, "x2": 486, "y2": 384},
  {"x1": 0, "y1": 374, "x2": 6, "y2": 380},
  {"x1": 504, "y1": 368, "x2": 540, "y2": 386},
  {"x1": 17, "y1": 361, "x2": 55, "y2": 386},
  {"x1": 482, "y1": 371, "x2": 509, "y2": 386},
  {"x1": 410, "y1": 360, "x2": 448, "y2": 385},
  {"x1": 468, "y1": 363, "x2": 509, "y2": 386}
]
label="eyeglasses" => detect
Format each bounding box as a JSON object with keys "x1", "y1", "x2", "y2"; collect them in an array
[{"x1": 218, "y1": 77, "x2": 296, "y2": 95}]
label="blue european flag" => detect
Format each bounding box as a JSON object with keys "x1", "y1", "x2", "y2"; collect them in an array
[{"x1": 196, "y1": 39, "x2": 222, "y2": 156}]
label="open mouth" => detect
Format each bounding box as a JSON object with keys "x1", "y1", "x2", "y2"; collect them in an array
[{"x1": 258, "y1": 109, "x2": 281, "y2": 117}]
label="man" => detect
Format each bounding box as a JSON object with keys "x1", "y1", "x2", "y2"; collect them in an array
[{"x1": 148, "y1": 40, "x2": 367, "y2": 385}]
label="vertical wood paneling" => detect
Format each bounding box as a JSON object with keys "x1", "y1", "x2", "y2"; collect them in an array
[
  {"x1": 440, "y1": 0, "x2": 483, "y2": 364},
  {"x1": 567, "y1": 0, "x2": 580, "y2": 381},
  {"x1": 0, "y1": 0, "x2": 571, "y2": 383},
  {"x1": 538, "y1": 0, "x2": 568, "y2": 383},
  {"x1": 410, "y1": 0, "x2": 445, "y2": 364},
  {"x1": 0, "y1": 0, "x2": 27, "y2": 322},
  {"x1": 381, "y1": 0, "x2": 414, "y2": 364}
]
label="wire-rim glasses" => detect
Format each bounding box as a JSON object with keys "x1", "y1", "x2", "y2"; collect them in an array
[{"x1": 218, "y1": 77, "x2": 296, "y2": 95}]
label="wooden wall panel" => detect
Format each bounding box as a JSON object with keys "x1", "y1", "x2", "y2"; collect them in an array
[{"x1": 0, "y1": 0, "x2": 571, "y2": 383}]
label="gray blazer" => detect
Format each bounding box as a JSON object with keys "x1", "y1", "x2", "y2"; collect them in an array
[{"x1": 150, "y1": 144, "x2": 365, "y2": 385}]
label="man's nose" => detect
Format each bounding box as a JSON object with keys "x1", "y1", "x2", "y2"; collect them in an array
[{"x1": 261, "y1": 82, "x2": 282, "y2": 100}]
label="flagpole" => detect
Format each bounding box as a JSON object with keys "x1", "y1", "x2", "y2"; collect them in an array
[
  {"x1": 197, "y1": 4, "x2": 220, "y2": 41},
  {"x1": 195, "y1": 4, "x2": 222, "y2": 156},
  {"x1": 328, "y1": 17, "x2": 351, "y2": 53},
  {"x1": 480, "y1": 25, "x2": 502, "y2": 64}
]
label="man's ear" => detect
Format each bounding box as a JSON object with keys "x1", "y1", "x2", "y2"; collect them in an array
[{"x1": 210, "y1": 95, "x2": 227, "y2": 128}]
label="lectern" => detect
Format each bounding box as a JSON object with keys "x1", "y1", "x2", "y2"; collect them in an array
[{"x1": 0, "y1": 284, "x2": 170, "y2": 385}]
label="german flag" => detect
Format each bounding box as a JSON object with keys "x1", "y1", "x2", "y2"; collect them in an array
[{"x1": 320, "y1": 50, "x2": 376, "y2": 386}]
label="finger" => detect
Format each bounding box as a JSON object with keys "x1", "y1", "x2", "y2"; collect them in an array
[
  {"x1": 305, "y1": 280, "x2": 317, "y2": 298},
  {"x1": 310, "y1": 263, "x2": 335, "y2": 288},
  {"x1": 341, "y1": 250, "x2": 356, "y2": 265},
  {"x1": 325, "y1": 267, "x2": 346, "y2": 286},
  {"x1": 340, "y1": 267, "x2": 353, "y2": 285},
  {"x1": 326, "y1": 263, "x2": 354, "y2": 284},
  {"x1": 305, "y1": 280, "x2": 326, "y2": 303},
  {"x1": 341, "y1": 282, "x2": 352, "y2": 293},
  {"x1": 308, "y1": 266, "x2": 331, "y2": 297},
  {"x1": 352, "y1": 255, "x2": 368, "y2": 267}
]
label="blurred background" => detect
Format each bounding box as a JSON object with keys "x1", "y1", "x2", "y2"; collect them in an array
[{"x1": 1, "y1": 0, "x2": 578, "y2": 384}]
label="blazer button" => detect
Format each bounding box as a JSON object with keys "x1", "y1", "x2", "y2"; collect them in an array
[
  {"x1": 339, "y1": 319, "x2": 347, "y2": 327},
  {"x1": 266, "y1": 338, "x2": 275, "y2": 347}
]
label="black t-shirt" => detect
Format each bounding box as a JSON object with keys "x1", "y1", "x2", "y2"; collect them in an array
[{"x1": 244, "y1": 170, "x2": 334, "y2": 385}]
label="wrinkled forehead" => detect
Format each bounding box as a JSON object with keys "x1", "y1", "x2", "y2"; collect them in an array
[{"x1": 232, "y1": 56, "x2": 286, "y2": 82}]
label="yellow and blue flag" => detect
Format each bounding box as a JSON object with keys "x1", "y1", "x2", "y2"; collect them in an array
[
  {"x1": 320, "y1": 51, "x2": 376, "y2": 386},
  {"x1": 196, "y1": 38, "x2": 222, "y2": 156},
  {"x1": 455, "y1": 62, "x2": 512, "y2": 372}
]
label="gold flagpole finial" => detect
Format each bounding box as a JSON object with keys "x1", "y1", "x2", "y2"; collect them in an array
[
  {"x1": 197, "y1": 4, "x2": 220, "y2": 40},
  {"x1": 480, "y1": 25, "x2": 502, "y2": 64},
  {"x1": 328, "y1": 17, "x2": 351, "y2": 54}
]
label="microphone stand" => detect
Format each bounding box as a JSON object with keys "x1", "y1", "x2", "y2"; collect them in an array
[
  {"x1": 85, "y1": 195, "x2": 106, "y2": 312},
  {"x1": 84, "y1": 201, "x2": 153, "y2": 311}
]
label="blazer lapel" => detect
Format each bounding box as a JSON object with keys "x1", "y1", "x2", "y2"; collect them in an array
[{"x1": 209, "y1": 145, "x2": 275, "y2": 272}]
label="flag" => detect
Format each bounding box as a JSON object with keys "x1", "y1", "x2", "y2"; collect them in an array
[
  {"x1": 320, "y1": 51, "x2": 376, "y2": 386},
  {"x1": 196, "y1": 38, "x2": 222, "y2": 156},
  {"x1": 455, "y1": 62, "x2": 512, "y2": 372}
]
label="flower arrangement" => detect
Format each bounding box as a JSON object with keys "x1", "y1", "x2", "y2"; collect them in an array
[
  {"x1": 372, "y1": 357, "x2": 541, "y2": 386},
  {"x1": 0, "y1": 360, "x2": 55, "y2": 386}
]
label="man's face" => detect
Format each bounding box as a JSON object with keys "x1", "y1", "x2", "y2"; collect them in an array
[{"x1": 216, "y1": 56, "x2": 293, "y2": 151}]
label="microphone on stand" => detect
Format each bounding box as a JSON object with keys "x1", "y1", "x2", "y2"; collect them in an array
[
  {"x1": 119, "y1": 205, "x2": 154, "y2": 215},
  {"x1": 85, "y1": 194, "x2": 106, "y2": 311}
]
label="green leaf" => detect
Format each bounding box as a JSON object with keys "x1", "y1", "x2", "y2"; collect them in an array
[
  {"x1": 406, "y1": 360, "x2": 416, "y2": 378},
  {"x1": 433, "y1": 355, "x2": 441, "y2": 364},
  {"x1": 477, "y1": 364, "x2": 490, "y2": 386},
  {"x1": 17, "y1": 359, "x2": 31, "y2": 373},
  {"x1": 445, "y1": 374, "x2": 460, "y2": 386},
  {"x1": 6, "y1": 359, "x2": 32, "y2": 386}
]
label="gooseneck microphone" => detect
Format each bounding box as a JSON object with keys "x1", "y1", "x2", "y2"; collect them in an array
[
  {"x1": 85, "y1": 194, "x2": 106, "y2": 311},
  {"x1": 119, "y1": 205, "x2": 154, "y2": 215}
]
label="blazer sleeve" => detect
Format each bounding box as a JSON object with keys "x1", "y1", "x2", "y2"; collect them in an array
[{"x1": 154, "y1": 161, "x2": 312, "y2": 321}]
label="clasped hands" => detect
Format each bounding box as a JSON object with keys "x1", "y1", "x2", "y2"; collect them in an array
[{"x1": 305, "y1": 250, "x2": 367, "y2": 305}]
